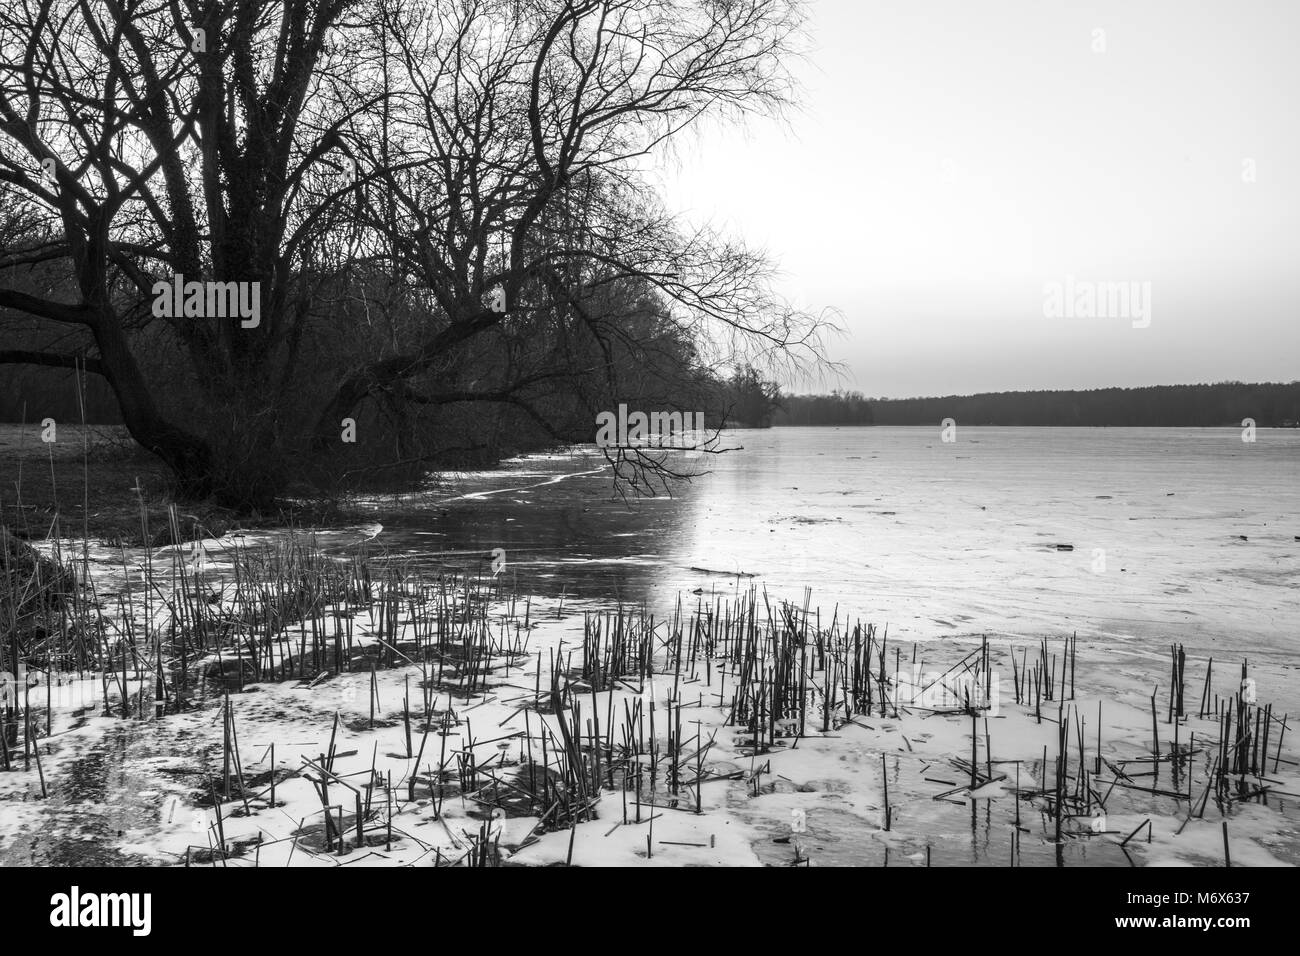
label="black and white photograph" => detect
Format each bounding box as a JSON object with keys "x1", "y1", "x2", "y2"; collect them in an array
[{"x1": 0, "y1": 0, "x2": 1295, "y2": 925}]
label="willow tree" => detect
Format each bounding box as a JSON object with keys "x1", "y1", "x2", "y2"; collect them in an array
[{"x1": 0, "y1": 0, "x2": 828, "y2": 508}]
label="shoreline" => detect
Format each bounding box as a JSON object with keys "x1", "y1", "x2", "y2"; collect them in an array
[{"x1": 1, "y1": 534, "x2": 1294, "y2": 868}]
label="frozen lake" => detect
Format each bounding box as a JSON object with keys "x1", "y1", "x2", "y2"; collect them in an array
[
  {"x1": 52, "y1": 425, "x2": 1299, "y2": 712},
  {"x1": 11, "y1": 424, "x2": 1299, "y2": 867},
  {"x1": 360, "y1": 425, "x2": 1300, "y2": 711}
]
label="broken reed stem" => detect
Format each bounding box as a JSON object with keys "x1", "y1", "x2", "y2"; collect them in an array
[{"x1": 882, "y1": 753, "x2": 890, "y2": 830}]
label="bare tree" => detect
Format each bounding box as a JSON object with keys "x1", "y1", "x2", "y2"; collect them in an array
[
  {"x1": 0, "y1": 0, "x2": 830, "y2": 507},
  {"x1": 315, "y1": 0, "x2": 827, "y2": 445},
  {"x1": 0, "y1": 0, "x2": 375, "y2": 502}
]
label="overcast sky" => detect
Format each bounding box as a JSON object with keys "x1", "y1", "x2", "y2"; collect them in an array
[{"x1": 657, "y1": 0, "x2": 1299, "y2": 398}]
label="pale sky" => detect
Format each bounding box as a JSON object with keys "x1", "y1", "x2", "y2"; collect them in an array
[{"x1": 656, "y1": 0, "x2": 1300, "y2": 398}]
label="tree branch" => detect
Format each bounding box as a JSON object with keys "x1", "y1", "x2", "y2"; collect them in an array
[{"x1": 0, "y1": 349, "x2": 105, "y2": 374}]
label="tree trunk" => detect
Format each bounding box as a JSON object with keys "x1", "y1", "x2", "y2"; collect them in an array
[{"x1": 90, "y1": 321, "x2": 216, "y2": 500}]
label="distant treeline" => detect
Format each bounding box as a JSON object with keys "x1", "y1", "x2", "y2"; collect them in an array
[
  {"x1": 772, "y1": 389, "x2": 873, "y2": 425},
  {"x1": 773, "y1": 383, "x2": 1300, "y2": 427}
]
